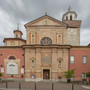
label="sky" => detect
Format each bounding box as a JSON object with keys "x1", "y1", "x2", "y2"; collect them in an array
[{"x1": 0, "y1": 0, "x2": 90, "y2": 46}]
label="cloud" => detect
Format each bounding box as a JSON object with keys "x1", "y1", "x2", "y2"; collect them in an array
[
  {"x1": 0, "y1": 8, "x2": 26, "y2": 45},
  {"x1": 80, "y1": 29, "x2": 90, "y2": 46},
  {"x1": 0, "y1": 0, "x2": 90, "y2": 46}
]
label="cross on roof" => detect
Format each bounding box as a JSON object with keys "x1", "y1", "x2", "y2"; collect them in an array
[
  {"x1": 68, "y1": 6, "x2": 71, "y2": 11},
  {"x1": 17, "y1": 23, "x2": 19, "y2": 30}
]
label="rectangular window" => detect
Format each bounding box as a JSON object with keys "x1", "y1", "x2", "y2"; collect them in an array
[
  {"x1": 83, "y1": 56, "x2": 87, "y2": 64},
  {"x1": 0, "y1": 54, "x2": 2, "y2": 56},
  {"x1": 82, "y1": 73, "x2": 86, "y2": 79},
  {"x1": 70, "y1": 56, "x2": 75, "y2": 64}
]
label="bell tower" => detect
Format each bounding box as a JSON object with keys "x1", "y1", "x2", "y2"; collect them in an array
[
  {"x1": 13, "y1": 23, "x2": 23, "y2": 38},
  {"x1": 62, "y1": 7, "x2": 81, "y2": 46},
  {"x1": 62, "y1": 6, "x2": 77, "y2": 20},
  {"x1": 13, "y1": 30, "x2": 23, "y2": 38}
]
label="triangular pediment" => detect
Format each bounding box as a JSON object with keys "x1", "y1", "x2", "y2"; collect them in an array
[{"x1": 25, "y1": 15, "x2": 68, "y2": 27}]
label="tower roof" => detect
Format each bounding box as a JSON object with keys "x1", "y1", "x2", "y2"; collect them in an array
[
  {"x1": 62, "y1": 7, "x2": 77, "y2": 20},
  {"x1": 13, "y1": 30, "x2": 23, "y2": 35}
]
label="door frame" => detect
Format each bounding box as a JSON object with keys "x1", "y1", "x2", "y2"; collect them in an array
[
  {"x1": 42, "y1": 68, "x2": 51, "y2": 80},
  {"x1": 43, "y1": 69, "x2": 50, "y2": 79}
]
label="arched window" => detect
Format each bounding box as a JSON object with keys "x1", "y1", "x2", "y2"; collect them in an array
[
  {"x1": 9, "y1": 56, "x2": 16, "y2": 60},
  {"x1": 41, "y1": 37, "x2": 52, "y2": 45},
  {"x1": 16, "y1": 34, "x2": 18, "y2": 38},
  {"x1": 66, "y1": 16, "x2": 68, "y2": 20},
  {"x1": 70, "y1": 15, "x2": 72, "y2": 20}
]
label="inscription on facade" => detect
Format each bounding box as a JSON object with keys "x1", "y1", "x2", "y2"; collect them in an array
[{"x1": 7, "y1": 61, "x2": 18, "y2": 75}]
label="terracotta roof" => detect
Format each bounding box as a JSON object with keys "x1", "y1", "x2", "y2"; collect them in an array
[
  {"x1": 88, "y1": 43, "x2": 90, "y2": 46},
  {"x1": 3, "y1": 38, "x2": 26, "y2": 43},
  {"x1": 62, "y1": 20, "x2": 81, "y2": 28},
  {"x1": 13, "y1": 30, "x2": 23, "y2": 35}
]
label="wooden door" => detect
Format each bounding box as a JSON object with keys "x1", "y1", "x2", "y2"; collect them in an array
[{"x1": 43, "y1": 69, "x2": 50, "y2": 79}]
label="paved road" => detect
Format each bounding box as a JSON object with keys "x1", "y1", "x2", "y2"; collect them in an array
[{"x1": 0, "y1": 82, "x2": 89, "y2": 90}]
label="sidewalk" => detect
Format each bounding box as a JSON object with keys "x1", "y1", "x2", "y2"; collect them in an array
[{"x1": 0, "y1": 82, "x2": 89, "y2": 90}]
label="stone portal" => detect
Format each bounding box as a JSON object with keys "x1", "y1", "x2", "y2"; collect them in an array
[{"x1": 43, "y1": 69, "x2": 50, "y2": 79}]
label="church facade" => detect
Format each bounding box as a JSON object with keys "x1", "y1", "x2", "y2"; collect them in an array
[{"x1": 0, "y1": 8, "x2": 90, "y2": 81}]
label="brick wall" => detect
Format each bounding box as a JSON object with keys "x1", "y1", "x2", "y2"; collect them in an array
[
  {"x1": 70, "y1": 48, "x2": 90, "y2": 80},
  {"x1": 0, "y1": 48, "x2": 25, "y2": 79}
]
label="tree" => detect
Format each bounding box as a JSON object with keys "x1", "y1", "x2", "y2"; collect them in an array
[
  {"x1": 86, "y1": 72, "x2": 90, "y2": 82},
  {"x1": 86, "y1": 72, "x2": 90, "y2": 78},
  {"x1": 0, "y1": 73, "x2": 2, "y2": 77},
  {"x1": 0, "y1": 73, "x2": 2, "y2": 81},
  {"x1": 64, "y1": 69, "x2": 75, "y2": 82}
]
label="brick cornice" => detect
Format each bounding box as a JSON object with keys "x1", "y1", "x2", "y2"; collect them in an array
[
  {"x1": 0, "y1": 46, "x2": 23, "y2": 49},
  {"x1": 3, "y1": 38, "x2": 26, "y2": 43}
]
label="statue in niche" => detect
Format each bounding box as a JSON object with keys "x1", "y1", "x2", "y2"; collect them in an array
[
  {"x1": 30, "y1": 57, "x2": 36, "y2": 68},
  {"x1": 40, "y1": 37, "x2": 52, "y2": 45},
  {"x1": 58, "y1": 61, "x2": 61, "y2": 68},
  {"x1": 31, "y1": 34, "x2": 35, "y2": 43},
  {"x1": 57, "y1": 58, "x2": 63, "y2": 69},
  {"x1": 57, "y1": 34, "x2": 61, "y2": 44}
]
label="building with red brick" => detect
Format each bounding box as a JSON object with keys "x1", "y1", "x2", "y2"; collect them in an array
[
  {"x1": 70, "y1": 45, "x2": 90, "y2": 81},
  {"x1": 0, "y1": 47, "x2": 25, "y2": 80},
  {"x1": 0, "y1": 8, "x2": 90, "y2": 81}
]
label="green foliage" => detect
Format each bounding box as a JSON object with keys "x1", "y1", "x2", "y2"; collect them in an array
[
  {"x1": 0, "y1": 73, "x2": 2, "y2": 77},
  {"x1": 21, "y1": 75, "x2": 24, "y2": 78},
  {"x1": 86, "y1": 72, "x2": 90, "y2": 78},
  {"x1": 64, "y1": 69, "x2": 75, "y2": 79},
  {"x1": 11, "y1": 75, "x2": 13, "y2": 77}
]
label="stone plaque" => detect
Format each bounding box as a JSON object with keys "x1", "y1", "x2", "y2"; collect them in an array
[
  {"x1": 21, "y1": 69, "x2": 24, "y2": 73},
  {"x1": 1, "y1": 68, "x2": 4, "y2": 73},
  {"x1": 7, "y1": 62, "x2": 18, "y2": 75}
]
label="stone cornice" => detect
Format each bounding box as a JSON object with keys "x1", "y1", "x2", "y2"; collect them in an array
[
  {"x1": 26, "y1": 25, "x2": 67, "y2": 28},
  {"x1": 22, "y1": 44, "x2": 71, "y2": 49},
  {"x1": 24, "y1": 15, "x2": 68, "y2": 28}
]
